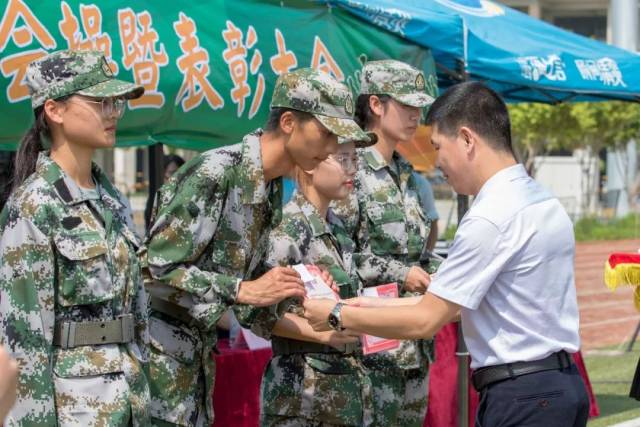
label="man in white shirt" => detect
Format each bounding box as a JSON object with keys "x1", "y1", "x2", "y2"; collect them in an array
[{"x1": 303, "y1": 81, "x2": 589, "y2": 426}]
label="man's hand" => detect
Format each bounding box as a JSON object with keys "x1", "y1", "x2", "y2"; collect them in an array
[
  {"x1": 302, "y1": 298, "x2": 337, "y2": 331},
  {"x1": 237, "y1": 267, "x2": 305, "y2": 306},
  {"x1": 310, "y1": 265, "x2": 338, "y2": 294},
  {"x1": 403, "y1": 266, "x2": 431, "y2": 294},
  {"x1": 0, "y1": 346, "x2": 18, "y2": 421}
]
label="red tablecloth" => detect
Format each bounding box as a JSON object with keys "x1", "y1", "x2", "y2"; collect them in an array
[{"x1": 212, "y1": 324, "x2": 599, "y2": 427}]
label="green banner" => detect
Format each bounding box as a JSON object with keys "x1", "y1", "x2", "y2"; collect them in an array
[{"x1": 0, "y1": 0, "x2": 437, "y2": 151}]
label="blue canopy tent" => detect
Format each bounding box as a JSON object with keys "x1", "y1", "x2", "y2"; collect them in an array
[
  {"x1": 321, "y1": 1, "x2": 637, "y2": 425},
  {"x1": 323, "y1": 0, "x2": 640, "y2": 103}
]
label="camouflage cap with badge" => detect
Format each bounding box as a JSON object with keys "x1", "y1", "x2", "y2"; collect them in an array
[
  {"x1": 270, "y1": 68, "x2": 375, "y2": 148},
  {"x1": 26, "y1": 49, "x2": 144, "y2": 109},
  {"x1": 360, "y1": 59, "x2": 435, "y2": 108}
]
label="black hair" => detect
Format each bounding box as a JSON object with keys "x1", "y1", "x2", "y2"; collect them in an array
[
  {"x1": 425, "y1": 81, "x2": 513, "y2": 154},
  {"x1": 263, "y1": 107, "x2": 314, "y2": 132},
  {"x1": 11, "y1": 107, "x2": 51, "y2": 192},
  {"x1": 164, "y1": 154, "x2": 185, "y2": 170},
  {"x1": 354, "y1": 94, "x2": 392, "y2": 130}
]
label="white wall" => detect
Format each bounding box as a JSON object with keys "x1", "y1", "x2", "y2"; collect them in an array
[{"x1": 533, "y1": 153, "x2": 599, "y2": 219}]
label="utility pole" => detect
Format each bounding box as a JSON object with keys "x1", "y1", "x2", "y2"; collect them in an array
[{"x1": 608, "y1": 0, "x2": 638, "y2": 216}]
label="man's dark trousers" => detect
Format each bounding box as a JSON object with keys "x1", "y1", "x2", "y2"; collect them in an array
[{"x1": 475, "y1": 364, "x2": 590, "y2": 427}]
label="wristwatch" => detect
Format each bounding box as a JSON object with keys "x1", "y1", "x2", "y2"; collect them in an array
[{"x1": 328, "y1": 302, "x2": 346, "y2": 331}]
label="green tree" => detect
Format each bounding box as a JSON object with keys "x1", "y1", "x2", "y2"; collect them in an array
[{"x1": 509, "y1": 101, "x2": 640, "y2": 213}]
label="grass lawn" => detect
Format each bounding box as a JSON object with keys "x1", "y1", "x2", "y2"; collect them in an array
[{"x1": 585, "y1": 344, "x2": 640, "y2": 426}]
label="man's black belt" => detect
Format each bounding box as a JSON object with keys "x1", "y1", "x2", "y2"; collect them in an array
[{"x1": 472, "y1": 350, "x2": 574, "y2": 392}]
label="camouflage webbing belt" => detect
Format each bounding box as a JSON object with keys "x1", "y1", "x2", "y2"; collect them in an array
[
  {"x1": 149, "y1": 295, "x2": 195, "y2": 326},
  {"x1": 53, "y1": 314, "x2": 135, "y2": 349}
]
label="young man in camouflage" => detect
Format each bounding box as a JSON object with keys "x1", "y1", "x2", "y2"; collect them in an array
[
  {"x1": 333, "y1": 59, "x2": 436, "y2": 426},
  {"x1": 144, "y1": 68, "x2": 371, "y2": 426},
  {"x1": 0, "y1": 50, "x2": 149, "y2": 426}
]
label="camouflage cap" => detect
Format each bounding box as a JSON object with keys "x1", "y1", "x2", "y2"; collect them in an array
[
  {"x1": 360, "y1": 59, "x2": 434, "y2": 108},
  {"x1": 26, "y1": 49, "x2": 144, "y2": 109},
  {"x1": 339, "y1": 131, "x2": 378, "y2": 148},
  {"x1": 270, "y1": 68, "x2": 370, "y2": 144}
]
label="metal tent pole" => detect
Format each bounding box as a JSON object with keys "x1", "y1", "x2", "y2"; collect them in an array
[
  {"x1": 456, "y1": 193, "x2": 470, "y2": 427},
  {"x1": 145, "y1": 143, "x2": 164, "y2": 232}
]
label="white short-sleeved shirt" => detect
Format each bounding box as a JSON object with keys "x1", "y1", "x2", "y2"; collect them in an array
[{"x1": 428, "y1": 164, "x2": 580, "y2": 368}]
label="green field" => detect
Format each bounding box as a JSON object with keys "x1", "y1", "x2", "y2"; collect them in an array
[{"x1": 585, "y1": 345, "x2": 640, "y2": 426}]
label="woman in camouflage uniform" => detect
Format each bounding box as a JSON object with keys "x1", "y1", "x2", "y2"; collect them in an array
[
  {"x1": 0, "y1": 50, "x2": 150, "y2": 426},
  {"x1": 260, "y1": 136, "x2": 376, "y2": 427},
  {"x1": 332, "y1": 59, "x2": 437, "y2": 426}
]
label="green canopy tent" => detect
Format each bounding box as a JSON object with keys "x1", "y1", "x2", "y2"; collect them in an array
[
  {"x1": 0, "y1": 0, "x2": 438, "y2": 151},
  {"x1": 0, "y1": 0, "x2": 440, "y2": 224}
]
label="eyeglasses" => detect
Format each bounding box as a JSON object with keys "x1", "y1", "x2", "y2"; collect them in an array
[
  {"x1": 328, "y1": 154, "x2": 359, "y2": 172},
  {"x1": 74, "y1": 97, "x2": 127, "y2": 119}
]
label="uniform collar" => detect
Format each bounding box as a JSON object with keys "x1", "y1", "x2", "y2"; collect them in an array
[
  {"x1": 361, "y1": 146, "x2": 412, "y2": 173},
  {"x1": 292, "y1": 191, "x2": 333, "y2": 238},
  {"x1": 236, "y1": 129, "x2": 273, "y2": 205},
  {"x1": 37, "y1": 152, "x2": 124, "y2": 211}
]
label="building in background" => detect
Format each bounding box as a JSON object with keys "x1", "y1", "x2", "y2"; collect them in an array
[{"x1": 501, "y1": 0, "x2": 610, "y2": 42}]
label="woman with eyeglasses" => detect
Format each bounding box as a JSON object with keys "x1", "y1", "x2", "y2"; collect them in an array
[
  {"x1": 0, "y1": 50, "x2": 150, "y2": 426},
  {"x1": 258, "y1": 136, "x2": 376, "y2": 427},
  {"x1": 330, "y1": 59, "x2": 436, "y2": 427}
]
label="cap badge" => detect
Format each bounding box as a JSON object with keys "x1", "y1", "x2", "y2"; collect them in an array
[{"x1": 345, "y1": 94, "x2": 353, "y2": 115}]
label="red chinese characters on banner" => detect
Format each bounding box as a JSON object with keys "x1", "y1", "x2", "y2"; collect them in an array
[
  {"x1": 311, "y1": 36, "x2": 344, "y2": 82},
  {"x1": 58, "y1": 2, "x2": 119, "y2": 74},
  {"x1": 173, "y1": 12, "x2": 224, "y2": 113},
  {"x1": 0, "y1": 0, "x2": 56, "y2": 102},
  {"x1": 222, "y1": 21, "x2": 265, "y2": 119},
  {"x1": 118, "y1": 8, "x2": 168, "y2": 109},
  {"x1": 269, "y1": 29, "x2": 297, "y2": 76}
]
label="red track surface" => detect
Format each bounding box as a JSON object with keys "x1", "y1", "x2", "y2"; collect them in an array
[{"x1": 576, "y1": 239, "x2": 640, "y2": 350}]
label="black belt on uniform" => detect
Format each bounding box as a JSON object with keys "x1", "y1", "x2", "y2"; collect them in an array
[
  {"x1": 149, "y1": 295, "x2": 195, "y2": 326},
  {"x1": 53, "y1": 314, "x2": 134, "y2": 349},
  {"x1": 471, "y1": 350, "x2": 574, "y2": 392},
  {"x1": 271, "y1": 336, "x2": 356, "y2": 356}
]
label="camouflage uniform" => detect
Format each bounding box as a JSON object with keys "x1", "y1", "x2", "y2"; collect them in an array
[
  {"x1": 333, "y1": 60, "x2": 436, "y2": 427},
  {"x1": 260, "y1": 191, "x2": 374, "y2": 427},
  {"x1": 144, "y1": 68, "x2": 370, "y2": 427},
  {"x1": 0, "y1": 50, "x2": 148, "y2": 427},
  {"x1": 0, "y1": 155, "x2": 150, "y2": 427}
]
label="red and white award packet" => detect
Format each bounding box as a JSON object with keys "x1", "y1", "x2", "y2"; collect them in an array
[
  {"x1": 360, "y1": 283, "x2": 401, "y2": 355},
  {"x1": 293, "y1": 264, "x2": 339, "y2": 301}
]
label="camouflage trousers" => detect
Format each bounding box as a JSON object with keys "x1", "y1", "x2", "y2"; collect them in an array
[
  {"x1": 366, "y1": 365, "x2": 429, "y2": 427},
  {"x1": 260, "y1": 353, "x2": 374, "y2": 427},
  {"x1": 148, "y1": 313, "x2": 213, "y2": 427},
  {"x1": 262, "y1": 414, "x2": 350, "y2": 427}
]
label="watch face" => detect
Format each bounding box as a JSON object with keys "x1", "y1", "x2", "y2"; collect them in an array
[{"x1": 328, "y1": 314, "x2": 339, "y2": 329}]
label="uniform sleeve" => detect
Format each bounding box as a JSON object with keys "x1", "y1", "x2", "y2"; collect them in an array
[
  {"x1": 114, "y1": 193, "x2": 150, "y2": 363},
  {"x1": 0, "y1": 213, "x2": 56, "y2": 426},
  {"x1": 146, "y1": 171, "x2": 241, "y2": 331},
  {"x1": 234, "y1": 222, "x2": 306, "y2": 339},
  {"x1": 130, "y1": 249, "x2": 150, "y2": 363}
]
